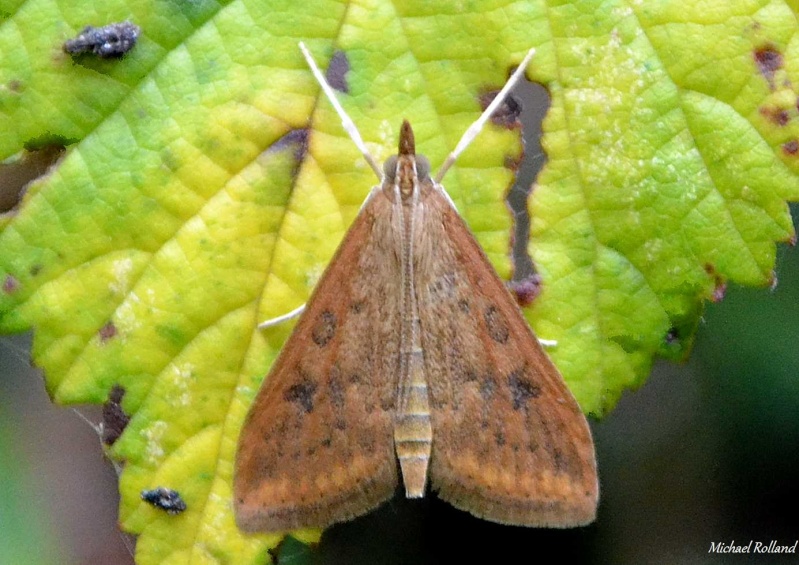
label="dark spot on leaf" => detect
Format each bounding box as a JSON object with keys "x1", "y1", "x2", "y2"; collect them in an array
[
  {"x1": 98, "y1": 321, "x2": 117, "y2": 342},
  {"x1": 63, "y1": 21, "x2": 140, "y2": 58},
  {"x1": 8, "y1": 79, "x2": 23, "y2": 93},
  {"x1": 494, "y1": 430, "x2": 506, "y2": 446},
  {"x1": 484, "y1": 305, "x2": 510, "y2": 343},
  {"x1": 665, "y1": 327, "x2": 680, "y2": 345},
  {"x1": 782, "y1": 139, "x2": 799, "y2": 155},
  {"x1": 507, "y1": 274, "x2": 541, "y2": 307},
  {"x1": 508, "y1": 368, "x2": 541, "y2": 410},
  {"x1": 479, "y1": 89, "x2": 522, "y2": 129},
  {"x1": 284, "y1": 378, "x2": 317, "y2": 413},
  {"x1": 311, "y1": 310, "x2": 336, "y2": 347},
  {"x1": 29, "y1": 264, "x2": 42, "y2": 276},
  {"x1": 754, "y1": 45, "x2": 783, "y2": 89},
  {"x1": 3, "y1": 275, "x2": 19, "y2": 294},
  {"x1": 325, "y1": 50, "x2": 350, "y2": 93},
  {"x1": 712, "y1": 279, "x2": 727, "y2": 302},
  {"x1": 268, "y1": 128, "x2": 309, "y2": 170},
  {"x1": 140, "y1": 487, "x2": 187, "y2": 515},
  {"x1": 504, "y1": 153, "x2": 523, "y2": 171},
  {"x1": 102, "y1": 384, "x2": 129, "y2": 446},
  {"x1": 759, "y1": 106, "x2": 790, "y2": 126}
]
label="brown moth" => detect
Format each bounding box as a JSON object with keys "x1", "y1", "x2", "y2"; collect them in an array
[{"x1": 234, "y1": 44, "x2": 598, "y2": 532}]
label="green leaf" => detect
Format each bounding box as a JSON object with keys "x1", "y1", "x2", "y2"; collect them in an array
[{"x1": 1, "y1": 0, "x2": 797, "y2": 563}]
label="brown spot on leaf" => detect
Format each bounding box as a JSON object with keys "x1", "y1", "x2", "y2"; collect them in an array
[
  {"x1": 98, "y1": 321, "x2": 117, "y2": 342},
  {"x1": 754, "y1": 45, "x2": 783, "y2": 89},
  {"x1": 712, "y1": 279, "x2": 727, "y2": 302},
  {"x1": 325, "y1": 50, "x2": 350, "y2": 93},
  {"x1": 311, "y1": 310, "x2": 336, "y2": 346},
  {"x1": 479, "y1": 90, "x2": 522, "y2": 128},
  {"x1": 8, "y1": 79, "x2": 23, "y2": 93},
  {"x1": 759, "y1": 106, "x2": 790, "y2": 126},
  {"x1": 782, "y1": 139, "x2": 799, "y2": 155},
  {"x1": 3, "y1": 275, "x2": 19, "y2": 294},
  {"x1": 102, "y1": 384, "x2": 129, "y2": 446}
]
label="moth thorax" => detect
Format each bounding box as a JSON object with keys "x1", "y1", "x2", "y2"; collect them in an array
[{"x1": 397, "y1": 155, "x2": 417, "y2": 198}]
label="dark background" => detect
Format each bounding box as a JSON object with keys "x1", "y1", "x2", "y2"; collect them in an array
[{"x1": 2, "y1": 80, "x2": 798, "y2": 565}]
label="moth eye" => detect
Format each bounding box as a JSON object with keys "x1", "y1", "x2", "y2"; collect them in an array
[
  {"x1": 415, "y1": 155, "x2": 431, "y2": 179},
  {"x1": 383, "y1": 155, "x2": 398, "y2": 181}
]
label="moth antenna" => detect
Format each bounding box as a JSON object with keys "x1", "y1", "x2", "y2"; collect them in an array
[
  {"x1": 299, "y1": 42, "x2": 382, "y2": 180},
  {"x1": 258, "y1": 303, "x2": 307, "y2": 329},
  {"x1": 434, "y1": 47, "x2": 536, "y2": 183}
]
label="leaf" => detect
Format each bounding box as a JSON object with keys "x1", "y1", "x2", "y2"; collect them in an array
[{"x1": 0, "y1": 0, "x2": 797, "y2": 563}]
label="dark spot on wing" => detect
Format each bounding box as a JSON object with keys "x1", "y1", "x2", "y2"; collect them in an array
[
  {"x1": 312, "y1": 310, "x2": 337, "y2": 346},
  {"x1": 328, "y1": 370, "x2": 345, "y2": 409},
  {"x1": 508, "y1": 368, "x2": 541, "y2": 410},
  {"x1": 325, "y1": 50, "x2": 350, "y2": 93},
  {"x1": 350, "y1": 300, "x2": 365, "y2": 314},
  {"x1": 494, "y1": 430, "x2": 506, "y2": 446},
  {"x1": 484, "y1": 305, "x2": 509, "y2": 343},
  {"x1": 479, "y1": 373, "x2": 497, "y2": 400},
  {"x1": 458, "y1": 299, "x2": 470, "y2": 313},
  {"x1": 284, "y1": 378, "x2": 318, "y2": 413}
]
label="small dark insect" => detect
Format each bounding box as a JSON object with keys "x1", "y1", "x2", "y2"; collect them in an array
[
  {"x1": 63, "y1": 21, "x2": 141, "y2": 58},
  {"x1": 140, "y1": 487, "x2": 187, "y2": 515}
]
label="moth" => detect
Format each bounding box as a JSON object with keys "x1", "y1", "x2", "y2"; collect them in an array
[{"x1": 234, "y1": 44, "x2": 598, "y2": 532}]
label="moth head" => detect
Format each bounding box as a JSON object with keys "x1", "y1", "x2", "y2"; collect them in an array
[{"x1": 382, "y1": 154, "x2": 431, "y2": 183}]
